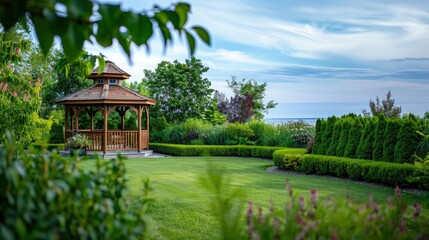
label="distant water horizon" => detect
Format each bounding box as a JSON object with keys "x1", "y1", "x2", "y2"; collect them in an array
[{"x1": 264, "y1": 117, "x2": 321, "y2": 125}]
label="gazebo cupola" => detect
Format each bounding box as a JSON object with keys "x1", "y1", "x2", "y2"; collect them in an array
[{"x1": 56, "y1": 60, "x2": 156, "y2": 154}]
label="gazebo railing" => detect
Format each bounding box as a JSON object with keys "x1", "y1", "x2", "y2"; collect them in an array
[{"x1": 66, "y1": 130, "x2": 148, "y2": 151}]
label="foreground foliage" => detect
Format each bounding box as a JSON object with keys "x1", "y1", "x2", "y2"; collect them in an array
[
  {"x1": 246, "y1": 182, "x2": 429, "y2": 239},
  {"x1": 0, "y1": 1, "x2": 210, "y2": 61},
  {"x1": 0, "y1": 134, "x2": 147, "y2": 239}
]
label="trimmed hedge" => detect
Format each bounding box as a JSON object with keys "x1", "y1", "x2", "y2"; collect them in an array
[
  {"x1": 273, "y1": 151, "x2": 304, "y2": 171},
  {"x1": 150, "y1": 143, "x2": 306, "y2": 159},
  {"x1": 300, "y1": 154, "x2": 423, "y2": 189}
]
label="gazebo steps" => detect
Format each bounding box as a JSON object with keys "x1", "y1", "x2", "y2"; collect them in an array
[{"x1": 59, "y1": 150, "x2": 155, "y2": 159}]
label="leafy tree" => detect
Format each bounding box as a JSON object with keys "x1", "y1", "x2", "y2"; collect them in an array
[
  {"x1": 201, "y1": 98, "x2": 227, "y2": 125},
  {"x1": 372, "y1": 115, "x2": 387, "y2": 161},
  {"x1": 394, "y1": 116, "x2": 420, "y2": 163},
  {"x1": 362, "y1": 90, "x2": 402, "y2": 118},
  {"x1": 215, "y1": 77, "x2": 277, "y2": 123},
  {"x1": 215, "y1": 91, "x2": 255, "y2": 123},
  {"x1": 41, "y1": 50, "x2": 93, "y2": 117},
  {"x1": 0, "y1": 1, "x2": 210, "y2": 61},
  {"x1": 0, "y1": 26, "x2": 51, "y2": 144},
  {"x1": 382, "y1": 119, "x2": 401, "y2": 162},
  {"x1": 143, "y1": 57, "x2": 214, "y2": 123}
]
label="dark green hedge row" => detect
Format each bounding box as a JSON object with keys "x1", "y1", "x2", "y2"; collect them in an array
[
  {"x1": 300, "y1": 154, "x2": 424, "y2": 189},
  {"x1": 29, "y1": 143, "x2": 65, "y2": 151},
  {"x1": 150, "y1": 143, "x2": 306, "y2": 159},
  {"x1": 313, "y1": 115, "x2": 423, "y2": 163}
]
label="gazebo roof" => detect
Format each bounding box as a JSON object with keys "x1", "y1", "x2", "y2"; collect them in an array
[
  {"x1": 87, "y1": 60, "x2": 131, "y2": 79},
  {"x1": 55, "y1": 84, "x2": 156, "y2": 105}
]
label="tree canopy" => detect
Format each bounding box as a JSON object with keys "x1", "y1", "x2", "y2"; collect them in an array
[
  {"x1": 0, "y1": 27, "x2": 51, "y2": 144},
  {"x1": 215, "y1": 77, "x2": 277, "y2": 123},
  {"x1": 142, "y1": 57, "x2": 214, "y2": 123},
  {"x1": 0, "y1": 0, "x2": 210, "y2": 61},
  {"x1": 362, "y1": 90, "x2": 402, "y2": 118}
]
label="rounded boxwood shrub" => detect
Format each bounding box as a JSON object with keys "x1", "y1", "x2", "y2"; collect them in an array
[{"x1": 273, "y1": 151, "x2": 303, "y2": 171}]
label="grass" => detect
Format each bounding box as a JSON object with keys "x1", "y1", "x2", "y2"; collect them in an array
[{"x1": 80, "y1": 156, "x2": 429, "y2": 239}]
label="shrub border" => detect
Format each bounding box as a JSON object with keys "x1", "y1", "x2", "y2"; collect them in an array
[{"x1": 150, "y1": 143, "x2": 306, "y2": 159}]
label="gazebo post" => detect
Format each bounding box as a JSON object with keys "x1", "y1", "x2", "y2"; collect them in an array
[
  {"x1": 89, "y1": 107, "x2": 94, "y2": 131},
  {"x1": 73, "y1": 106, "x2": 79, "y2": 132},
  {"x1": 137, "y1": 105, "x2": 142, "y2": 152},
  {"x1": 103, "y1": 105, "x2": 108, "y2": 154},
  {"x1": 64, "y1": 106, "x2": 68, "y2": 143}
]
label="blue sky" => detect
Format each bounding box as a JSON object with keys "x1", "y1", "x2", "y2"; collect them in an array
[{"x1": 85, "y1": 0, "x2": 429, "y2": 118}]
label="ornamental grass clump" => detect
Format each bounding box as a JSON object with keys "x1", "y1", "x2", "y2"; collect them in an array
[
  {"x1": 246, "y1": 180, "x2": 429, "y2": 239},
  {"x1": 66, "y1": 133, "x2": 92, "y2": 148}
]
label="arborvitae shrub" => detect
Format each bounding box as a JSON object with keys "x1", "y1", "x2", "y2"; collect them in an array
[
  {"x1": 372, "y1": 115, "x2": 387, "y2": 161},
  {"x1": 313, "y1": 119, "x2": 324, "y2": 154},
  {"x1": 356, "y1": 118, "x2": 370, "y2": 159},
  {"x1": 336, "y1": 118, "x2": 351, "y2": 157},
  {"x1": 318, "y1": 117, "x2": 336, "y2": 155},
  {"x1": 357, "y1": 119, "x2": 376, "y2": 160},
  {"x1": 326, "y1": 119, "x2": 342, "y2": 156},
  {"x1": 382, "y1": 119, "x2": 400, "y2": 162},
  {"x1": 344, "y1": 120, "x2": 363, "y2": 158},
  {"x1": 394, "y1": 118, "x2": 421, "y2": 163}
]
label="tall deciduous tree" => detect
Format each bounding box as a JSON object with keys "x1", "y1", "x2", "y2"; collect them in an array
[
  {"x1": 362, "y1": 90, "x2": 402, "y2": 118},
  {"x1": 142, "y1": 57, "x2": 214, "y2": 123},
  {"x1": 41, "y1": 50, "x2": 93, "y2": 117},
  {"x1": 215, "y1": 77, "x2": 277, "y2": 123},
  {"x1": 0, "y1": 27, "x2": 51, "y2": 144}
]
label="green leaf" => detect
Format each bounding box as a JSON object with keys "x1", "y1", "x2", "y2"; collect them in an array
[
  {"x1": 175, "y1": 3, "x2": 190, "y2": 28},
  {"x1": 164, "y1": 11, "x2": 180, "y2": 30},
  {"x1": 59, "y1": 22, "x2": 84, "y2": 61},
  {"x1": 192, "y1": 26, "x2": 211, "y2": 46},
  {"x1": 97, "y1": 57, "x2": 106, "y2": 75},
  {"x1": 185, "y1": 30, "x2": 195, "y2": 56},
  {"x1": 32, "y1": 17, "x2": 55, "y2": 55},
  {"x1": 68, "y1": 0, "x2": 93, "y2": 18},
  {"x1": 96, "y1": 4, "x2": 122, "y2": 47},
  {"x1": 117, "y1": 32, "x2": 131, "y2": 58},
  {"x1": 125, "y1": 13, "x2": 153, "y2": 46}
]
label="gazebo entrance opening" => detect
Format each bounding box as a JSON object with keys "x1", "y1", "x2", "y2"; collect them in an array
[{"x1": 56, "y1": 61, "x2": 156, "y2": 154}]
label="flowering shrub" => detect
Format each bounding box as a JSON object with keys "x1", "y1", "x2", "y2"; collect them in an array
[
  {"x1": 66, "y1": 134, "x2": 92, "y2": 148},
  {"x1": 246, "y1": 181, "x2": 429, "y2": 239}
]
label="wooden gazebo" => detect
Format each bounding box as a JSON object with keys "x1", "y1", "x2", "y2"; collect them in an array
[{"x1": 56, "y1": 61, "x2": 156, "y2": 154}]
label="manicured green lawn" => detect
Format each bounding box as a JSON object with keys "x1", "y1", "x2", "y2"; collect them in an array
[{"x1": 80, "y1": 156, "x2": 429, "y2": 240}]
